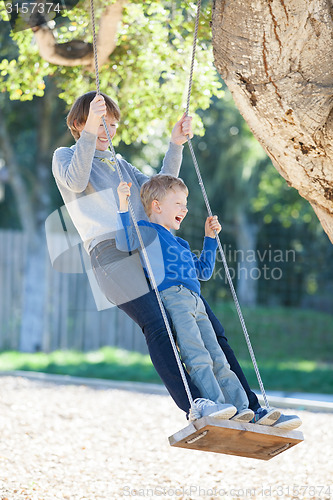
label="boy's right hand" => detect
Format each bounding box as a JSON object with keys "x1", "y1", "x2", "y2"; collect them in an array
[
  {"x1": 205, "y1": 215, "x2": 221, "y2": 238},
  {"x1": 89, "y1": 94, "x2": 107, "y2": 119},
  {"x1": 83, "y1": 94, "x2": 107, "y2": 135},
  {"x1": 117, "y1": 181, "x2": 132, "y2": 211}
]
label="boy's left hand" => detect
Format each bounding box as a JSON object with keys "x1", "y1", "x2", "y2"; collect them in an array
[
  {"x1": 117, "y1": 181, "x2": 132, "y2": 211},
  {"x1": 205, "y1": 215, "x2": 221, "y2": 238},
  {"x1": 171, "y1": 113, "x2": 193, "y2": 145}
]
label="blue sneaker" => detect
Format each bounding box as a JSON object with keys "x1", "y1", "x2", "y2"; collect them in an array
[{"x1": 250, "y1": 407, "x2": 281, "y2": 426}]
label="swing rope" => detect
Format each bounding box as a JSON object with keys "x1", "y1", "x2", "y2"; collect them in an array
[
  {"x1": 89, "y1": 0, "x2": 194, "y2": 408},
  {"x1": 184, "y1": 1, "x2": 270, "y2": 409}
]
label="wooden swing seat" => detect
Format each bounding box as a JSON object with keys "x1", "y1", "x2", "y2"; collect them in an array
[{"x1": 169, "y1": 416, "x2": 304, "y2": 460}]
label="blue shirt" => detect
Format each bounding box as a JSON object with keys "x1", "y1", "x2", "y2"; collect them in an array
[{"x1": 116, "y1": 212, "x2": 218, "y2": 295}]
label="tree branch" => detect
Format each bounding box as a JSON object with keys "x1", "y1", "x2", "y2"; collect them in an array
[
  {"x1": 88, "y1": 0, "x2": 127, "y2": 70},
  {"x1": 33, "y1": 0, "x2": 126, "y2": 68}
]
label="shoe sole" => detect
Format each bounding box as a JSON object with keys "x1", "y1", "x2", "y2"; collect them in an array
[
  {"x1": 231, "y1": 410, "x2": 255, "y2": 423},
  {"x1": 208, "y1": 407, "x2": 237, "y2": 420},
  {"x1": 273, "y1": 419, "x2": 302, "y2": 431},
  {"x1": 255, "y1": 409, "x2": 281, "y2": 426}
]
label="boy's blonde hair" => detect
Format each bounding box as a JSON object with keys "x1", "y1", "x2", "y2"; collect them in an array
[
  {"x1": 140, "y1": 174, "x2": 188, "y2": 217},
  {"x1": 67, "y1": 91, "x2": 121, "y2": 140}
]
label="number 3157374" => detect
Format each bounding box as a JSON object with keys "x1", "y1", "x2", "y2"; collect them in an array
[{"x1": 5, "y1": 2, "x2": 61, "y2": 14}]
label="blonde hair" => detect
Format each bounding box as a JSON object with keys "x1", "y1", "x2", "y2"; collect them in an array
[
  {"x1": 66, "y1": 91, "x2": 120, "y2": 140},
  {"x1": 140, "y1": 174, "x2": 188, "y2": 217}
]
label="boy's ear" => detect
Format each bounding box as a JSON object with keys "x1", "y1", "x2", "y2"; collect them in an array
[
  {"x1": 74, "y1": 119, "x2": 84, "y2": 132},
  {"x1": 151, "y1": 200, "x2": 161, "y2": 213}
]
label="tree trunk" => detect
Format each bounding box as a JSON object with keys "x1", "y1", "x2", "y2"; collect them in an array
[
  {"x1": 0, "y1": 91, "x2": 54, "y2": 352},
  {"x1": 19, "y1": 89, "x2": 55, "y2": 352},
  {"x1": 212, "y1": 0, "x2": 333, "y2": 243},
  {"x1": 233, "y1": 210, "x2": 259, "y2": 307}
]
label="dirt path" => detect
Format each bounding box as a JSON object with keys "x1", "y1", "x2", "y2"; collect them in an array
[{"x1": 0, "y1": 376, "x2": 332, "y2": 500}]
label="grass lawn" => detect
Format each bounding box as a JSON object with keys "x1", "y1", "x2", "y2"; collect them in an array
[
  {"x1": 0, "y1": 347, "x2": 161, "y2": 384},
  {"x1": 0, "y1": 304, "x2": 332, "y2": 394}
]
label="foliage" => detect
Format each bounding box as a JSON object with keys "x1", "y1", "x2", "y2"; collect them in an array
[
  {"x1": 0, "y1": 88, "x2": 69, "y2": 228},
  {"x1": 0, "y1": 0, "x2": 223, "y2": 144},
  {"x1": 253, "y1": 162, "x2": 318, "y2": 229}
]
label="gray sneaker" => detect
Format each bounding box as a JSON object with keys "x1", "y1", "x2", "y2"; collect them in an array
[
  {"x1": 272, "y1": 414, "x2": 302, "y2": 431},
  {"x1": 231, "y1": 408, "x2": 255, "y2": 422},
  {"x1": 189, "y1": 398, "x2": 237, "y2": 422}
]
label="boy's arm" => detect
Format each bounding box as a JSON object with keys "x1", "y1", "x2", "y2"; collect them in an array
[
  {"x1": 192, "y1": 237, "x2": 218, "y2": 281},
  {"x1": 160, "y1": 114, "x2": 193, "y2": 177},
  {"x1": 52, "y1": 94, "x2": 106, "y2": 193},
  {"x1": 52, "y1": 131, "x2": 96, "y2": 193},
  {"x1": 116, "y1": 212, "x2": 158, "y2": 253},
  {"x1": 116, "y1": 211, "x2": 140, "y2": 252},
  {"x1": 116, "y1": 181, "x2": 138, "y2": 252},
  {"x1": 160, "y1": 142, "x2": 184, "y2": 177},
  {"x1": 192, "y1": 216, "x2": 221, "y2": 280},
  {"x1": 116, "y1": 182, "x2": 156, "y2": 252}
]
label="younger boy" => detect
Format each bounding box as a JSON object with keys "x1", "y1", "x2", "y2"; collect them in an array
[{"x1": 116, "y1": 174, "x2": 259, "y2": 422}]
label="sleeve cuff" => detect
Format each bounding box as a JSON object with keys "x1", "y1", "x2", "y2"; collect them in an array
[
  {"x1": 203, "y1": 236, "x2": 218, "y2": 251},
  {"x1": 168, "y1": 141, "x2": 184, "y2": 152},
  {"x1": 79, "y1": 129, "x2": 98, "y2": 141},
  {"x1": 117, "y1": 210, "x2": 130, "y2": 228}
]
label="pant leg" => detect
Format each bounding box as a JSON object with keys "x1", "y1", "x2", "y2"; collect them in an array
[
  {"x1": 90, "y1": 243, "x2": 200, "y2": 413},
  {"x1": 195, "y1": 295, "x2": 249, "y2": 411},
  {"x1": 160, "y1": 286, "x2": 226, "y2": 405},
  {"x1": 118, "y1": 291, "x2": 202, "y2": 412},
  {"x1": 201, "y1": 296, "x2": 261, "y2": 412}
]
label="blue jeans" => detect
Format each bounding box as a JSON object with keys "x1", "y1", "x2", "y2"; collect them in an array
[
  {"x1": 160, "y1": 285, "x2": 249, "y2": 411},
  {"x1": 91, "y1": 240, "x2": 260, "y2": 414}
]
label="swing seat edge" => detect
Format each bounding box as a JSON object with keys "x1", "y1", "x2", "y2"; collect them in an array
[{"x1": 168, "y1": 416, "x2": 304, "y2": 460}]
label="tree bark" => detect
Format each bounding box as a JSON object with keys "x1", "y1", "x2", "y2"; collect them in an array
[{"x1": 212, "y1": 0, "x2": 333, "y2": 243}]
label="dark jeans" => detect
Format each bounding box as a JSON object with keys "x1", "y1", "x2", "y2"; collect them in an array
[{"x1": 91, "y1": 241, "x2": 260, "y2": 414}]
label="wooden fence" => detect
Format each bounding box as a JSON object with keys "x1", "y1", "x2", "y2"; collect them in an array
[{"x1": 0, "y1": 230, "x2": 148, "y2": 354}]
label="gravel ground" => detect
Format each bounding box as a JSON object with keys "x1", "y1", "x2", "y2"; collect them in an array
[{"x1": 0, "y1": 376, "x2": 332, "y2": 500}]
